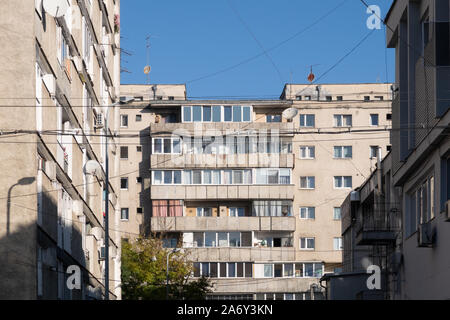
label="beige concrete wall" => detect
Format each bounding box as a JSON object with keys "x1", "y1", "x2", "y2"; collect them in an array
[{"x1": 0, "y1": 0, "x2": 121, "y2": 299}]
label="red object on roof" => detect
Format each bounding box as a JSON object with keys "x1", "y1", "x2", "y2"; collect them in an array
[{"x1": 308, "y1": 72, "x2": 315, "y2": 83}]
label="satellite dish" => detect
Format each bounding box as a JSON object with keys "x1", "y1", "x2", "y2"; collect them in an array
[
  {"x1": 282, "y1": 108, "x2": 298, "y2": 120},
  {"x1": 43, "y1": 0, "x2": 69, "y2": 18},
  {"x1": 83, "y1": 160, "x2": 102, "y2": 178},
  {"x1": 144, "y1": 66, "x2": 151, "y2": 74}
]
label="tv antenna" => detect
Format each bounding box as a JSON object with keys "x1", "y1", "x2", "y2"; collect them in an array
[{"x1": 144, "y1": 34, "x2": 159, "y2": 84}]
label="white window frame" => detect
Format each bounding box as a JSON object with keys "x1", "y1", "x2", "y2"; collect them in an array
[
  {"x1": 299, "y1": 237, "x2": 315, "y2": 250},
  {"x1": 120, "y1": 208, "x2": 129, "y2": 221},
  {"x1": 152, "y1": 137, "x2": 182, "y2": 154},
  {"x1": 299, "y1": 207, "x2": 315, "y2": 219},
  {"x1": 152, "y1": 170, "x2": 183, "y2": 185},
  {"x1": 182, "y1": 105, "x2": 252, "y2": 123},
  {"x1": 334, "y1": 176, "x2": 352, "y2": 189},
  {"x1": 299, "y1": 146, "x2": 315, "y2": 159},
  {"x1": 333, "y1": 237, "x2": 343, "y2": 250},
  {"x1": 334, "y1": 114, "x2": 352, "y2": 127},
  {"x1": 299, "y1": 176, "x2": 315, "y2": 189},
  {"x1": 299, "y1": 114, "x2": 315, "y2": 128},
  {"x1": 120, "y1": 114, "x2": 128, "y2": 128},
  {"x1": 333, "y1": 146, "x2": 353, "y2": 159},
  {"x1": 333, "y1": 207, "x2": 342, "y2": 220}
]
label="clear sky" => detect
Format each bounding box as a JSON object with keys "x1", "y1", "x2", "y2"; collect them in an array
[{"x1": 120, "y1": 0, "x2": 395, "y2": 99}]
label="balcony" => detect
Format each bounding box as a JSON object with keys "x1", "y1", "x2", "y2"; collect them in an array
[
  {"x1": 150, "y1": 122, "x2": 295, "y2": 136},
  {"x1": 210, "y1": 277, "x2": 318, "y2": 294},
  {"x1": 151, "y1": 216, "x2": 296, "y2": 232},
  {"x1": 186, "y1": 246, "x2": 296, "y2": 262},
  {"x1": 151, "y1": 153, "x2": 294, "y2": 169},
  {"x1": 150, "y1": 184, "x2": 295, "y2": 200},
  {"x1": 355, "y1": 204, "x2": 400, "y2": 245}
]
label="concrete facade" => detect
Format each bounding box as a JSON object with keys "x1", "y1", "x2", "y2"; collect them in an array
[
  {"x1": 331, "y1": 0, "x2": 450, "y2": 300},
  {"x1": 119, "y1": 83, "x2": 391, "y2": 300},
  {"x1": 0, "y1": 0, "x2": 122, "y2": 299}
]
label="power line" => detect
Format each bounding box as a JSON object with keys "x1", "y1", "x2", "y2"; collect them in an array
[{"x1": 184, "y1": 0, "x2": 349, "y2": 84}]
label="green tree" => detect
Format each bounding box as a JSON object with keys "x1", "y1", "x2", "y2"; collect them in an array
[{"x1": 121, "y1": 237, "x2": 213, "y2": 300}]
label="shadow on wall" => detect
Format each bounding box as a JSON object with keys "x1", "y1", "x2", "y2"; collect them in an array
[
  {"x1": 138, "y1": 112, "x2": 152, "y2": 237},
  {"x1": 0, "y1": 181, "x2": 106, "y2": 300}
]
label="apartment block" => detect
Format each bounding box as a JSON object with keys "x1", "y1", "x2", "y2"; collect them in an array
[
  {"x1": 0, "y1": 0, "x2": 122, "y2": 299},
  {"x1": 119, "y1": 83, "x2": 391, "y2": 300},
  {"x1": 325, "y1": 0, "x2": 450, "y2": 300}
]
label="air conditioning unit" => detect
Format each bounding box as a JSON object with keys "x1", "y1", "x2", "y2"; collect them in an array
[
  {"x1": 99, "y1": 246, "x2": 106, "y2": 260},
  {"x1": 418, "y1": 222, "x2": 435, "y2": 247},
  {"x1": 95, "y1": 113, "x2": 104, "y2": 129}
]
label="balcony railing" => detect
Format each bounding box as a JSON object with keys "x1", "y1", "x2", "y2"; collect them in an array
[{"x1": 356, "y1": 203, "x2": 400, "y2": 245}]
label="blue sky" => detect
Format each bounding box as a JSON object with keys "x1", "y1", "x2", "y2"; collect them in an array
[{"x1": 120, "y1": 0, "x2": 394, "y2": 99}]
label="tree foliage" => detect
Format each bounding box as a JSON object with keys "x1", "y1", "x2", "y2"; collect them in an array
[{"x1": 121, "y1": 237, "x2": 213, "y2": 300}]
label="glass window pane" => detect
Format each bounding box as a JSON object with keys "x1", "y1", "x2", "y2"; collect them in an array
[
  {"x1": 284, "y1": 264, "x2": 293, "y2": 277},
  {"x1": 173, "y1": 171, "x2": 181, "y2": 184},
  {"x1": 306, "y1": 115, "x2": 315, "y2": 127},
  {"x1": 314, "y1": 263, "x2": 323, "y2": 277},
  {"x1": 203, "y1": 170, "x2": 212, "y2": 184},
  {"x1": 268, "y1": 170, "x2": 279, "y2": 184},
  {"x1": 264, "y1": 264, "x2": 273, "y2": 277},
  {"x1": 193, "y1": 171, "x2": 202, "y2": 184},
  {"x1": 164, "y1": 171, "x2": 172, "y2": 184},
  {"x1": 305, "y1": 263, "x2": 314, "y2": 277},
  {"x1": 224, "y1": 170, "x2": 232, "y2": 184},
  {"x1": 212, "y1": 170, "x2": 221, "y2": 184},
  {"x1": 210, "y1": 263, "x2": 218, "y2": 278},
  {"x1": 183, "y1": 106, "x2": 191, "y2": 122},
  {"x1": 233, "y1": 170, "x2": 243, "y2": 184},
  {"x1": 334, "y1": 207, "x2": 341, "y2": 220},
  {"x1": 196, "y1": 208, "x2": 203, "y2": 217},
  {"x1": 213, "y1": 106, "x2": 221, "y2": 122},
  {"x1": 193, "y1": 106, "x2": 202, "y2": 122},
  {"x1": 193, "y1": 263, "x2": 200, "y2": 277},
  {"x1": 154, "y1": 171, "x2": 162, "y2": 184},
  {"x1": 307, "y1": 238, "x2": 315, "y2": 249},
  {"x1": 344, "y1": 146, "x2": 352, "y2": 158},
  {"x1": 309, "y1": 177, "x2": 315, "y2": 188},
  {"x1": 228, "y1": 263, "x2": 236, "y2": 277},
  {"x1": 201, "y1": 263, "x2": 209, "y2": 277},
  {"x1": 274, "y1": 264, "x2": 283, "y2": 277},
  {"x1": 220, "y1": 263, "x2": 227, "y2": 277},
  {"x1": 295, "y1": 264, "x2": 303, "y2": 277},
  {"x1": 204, "y1": 208, "x2": 212, "y2": 217},
  {"x1": 229, "y1": 232, "x2": 240, "y2": 247},
  {"x1": 245, "y1": 263, "x2": 252, "y2": 277},
  {"x1": 237, "y1": 263, "x2": 244, "y2": 277},
  {"x1": 233, "y1": 106, "x2": 242, "y2": 122},
  {"x1": 218, "y1": 232, "x2": 228, "y2": 247},
  {"x1": 184, "y1": 170, "x2": 192, "y2": 184},
  {"x1": 224, "y1": 106, "x2": 232, "y2": 121},
  {"x1": 334, "y1": 146, "x2": 342, "y2": 158},
  {"x1": 203, "y1": 106, "x2": 211, "y2": 122},
  {"x1": 344, "y1": 176, "x2": 352, "y2": 188},
  {"x1": 164, "y1": 139, "x2": 171, "y2": 153},
  {"x1": 154, "y1": 139, "x2": 162, "y2": 153},
  {"x1": 243, "y1": 107, "x2": 251, "y2": 121},
  {"x1": 205, "y1": 232, "x2": 216, "y2": 247},
  {"x1": 194, "y1": 232, "x2": 204, "y2": 247},
  {"x1": 172, "y1": 139, "x2": 181, "y2": 154}
]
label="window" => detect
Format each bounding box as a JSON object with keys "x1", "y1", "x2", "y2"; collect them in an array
[
  {"x1": 135, "y1": 114, "x2": 142, "y2": 122},
  {"x1": 120, "y1": 177, "x2": 128, "y2": 190},
  {"x1": 300, "y1": 176, "x2": 315, "y2": 189},
  {"x1": 229, "y1": 232, "x2": 241, "y2": 247},
  {"x1": 333, "y1": 237, "x2": 343, "y2": 250},
  {"x1": 230, "y1": 207, "x2": 245, "y2": 217},
  {"x1": 137, "y1": 207, "x2": 143, "y2": 214},
  {"x1": 267, "y1": 115, "x2": 281, "y2": 123},
  {"x1": 304, "y1": 96, "x2": 311, "y2": 101},
  {"x1": 120, "y1": 146, "x2": 128, "y2": 159},
  {"x1": 299, "y1": 146, "x2": 315, "y2": 159},
  {"x1": 213, "y1": 106, "x2": 221, "y2": 122},
  {"x1": 284, "y1": 264, "x2": 294, "y2": 277},
  {"x1": 197, "y1": 207, "x2": 213, "y2": 217},
  {"x1": 370, "y1": 146, "x2": 379, "y2": 158},
  {"x1": 299, "y1": 207, "x2": 315, "y2": 219},
  {"x1": 264, "y1": 264, "x2": 273, "y2": 277},
  {"x1": 386, "y1": 113, "x2": 392, "y2": 120},
  {"x1": 416, "y1": 176, "x2": 435, "y2": 224},
  {"x1": 334, "y1": 146, "x2": 352, "y2": 159},
  {"x1": 370, "y1": 114, "x2": 379, "y2": 126},
  {"x1": 299, "y1": 114, "x2": 315, "y2": 127},
  {"x1": 152, "y1": 138, "x2": 181, "y2": 154},
  {"x1": 121, "y1": 208, "x2": 129, "y2": 220},
  {"x1": 334, "y1": 114, "x2": 352, "y2": 127},
  {"x1": 375, "y1": 96, "x2": 384, "y2": 101},
  {"x1": 300, "y1": 237, "x2": 315, "y2": 250},
  {"x1": 152, "y1": 170, "x2": 182, "y2": 185},
  {"x1": 326, "y1": 96, "x2": 332, "y2": 101},
  {"x1": 333, "y1": 207, "x2": 341, "y2": 220},
  {"x1": 120, "y1": 115, "x2": 128, "y2": 127},
  {"x1": 364, "y1": 96, "x2": 370, "y2": 101},
  {"x1": 296, "y1": 96, "x2": 302, "y2": 100},
  {"x1": 224, "y1": 106, "x2": 232, "y2": 122},
  {"x1": 136, "y1": 146, "x2": 142, "y2": 152},
  {"x1": 334, "y1": 176, "x2": 352, "y2": 189},
  {"x1": 228, "y1": 263, "x2": 236, "y2": 277},
  {"x1": 274, "y1": 264, "x2": 283, "y2": 277},
  {"x1": 203, "y1": 106, "x2": 211, "y2": 122},
  {"x1": 205, "y1": 232, "x2": 216, "y2": 247},
  {"x1": 336, "y1": 96, "x2": 343, "y2": 101},
  {"x1": 233, "y1": 106, "x2": 242, "y2": 122}
]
